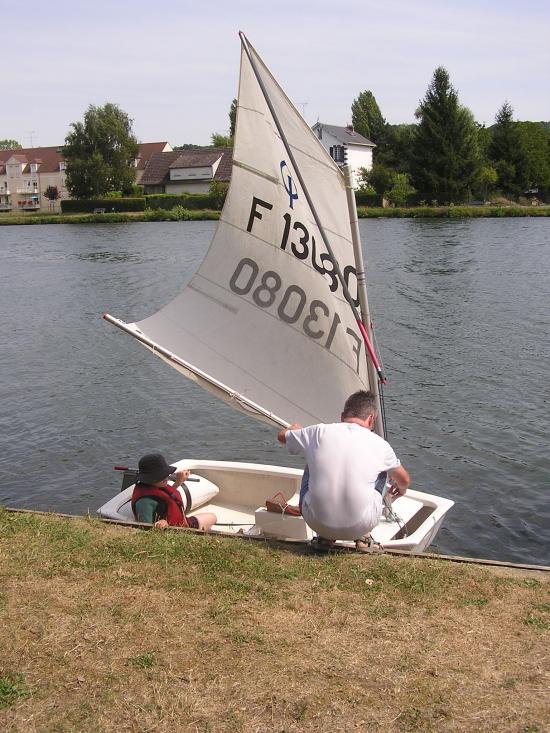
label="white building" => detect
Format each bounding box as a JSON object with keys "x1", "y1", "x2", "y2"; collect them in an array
[{"x1": 311, "y1": 123, "x2": 375, "y2": 189}]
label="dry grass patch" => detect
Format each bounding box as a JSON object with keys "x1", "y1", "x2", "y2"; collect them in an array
[{"x1": 0, "y1": 510, "x2": 548, "y2": 732}]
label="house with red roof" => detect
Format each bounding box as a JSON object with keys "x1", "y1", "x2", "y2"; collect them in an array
[
  {"x1": 0, "y1": 142, "x2": 171, "y2": 212},
  {"x1": 139, "y1": 148, "x2": 232, "y2": 194}
]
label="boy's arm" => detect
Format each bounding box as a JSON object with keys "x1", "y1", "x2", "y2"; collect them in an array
[{"x1": 134, "y1": 496, "x2": 158, "y2": 524}]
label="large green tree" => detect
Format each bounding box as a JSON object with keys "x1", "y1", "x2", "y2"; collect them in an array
[
  {"x1": 62, "y1": 103, "x2": 139, "y2": 198},
  {"x1": 515, "y1": 121, "x2": 550, "y2": 191},
  {"x1": 351, "y1": 90, "x2": 385, "y2": 142},
  {"x1": 0, "y1": 139, "x2": 22, "y2": 150},
  {"x1": 376, "y1": 123, "x2": 416, "y2": 172},
  {"x1": 488, "y1": 102, "x2": 523, "y2": 193},
  {"x1": 411, "y1": 66, "x2": 479, "y2": 203}
]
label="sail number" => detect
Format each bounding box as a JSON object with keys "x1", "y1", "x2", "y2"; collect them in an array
[
  {"x1": 247, "y1": 197, "x2": 359, "y2": 308},
  {"x1": 229, "y1": 257, "x2": 363, "y2": 371},
  {"x1": 280, "y1": 212, "x2": 360, "y2": 308}
]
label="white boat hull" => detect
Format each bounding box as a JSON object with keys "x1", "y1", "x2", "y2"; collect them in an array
[{"x1": 98, "y1": 459, "x2": 453, "y2": 553}]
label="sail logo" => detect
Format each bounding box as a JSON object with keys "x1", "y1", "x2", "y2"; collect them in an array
[{"x1": 280, "y1": 161, "x2": 298, "y2": 209}]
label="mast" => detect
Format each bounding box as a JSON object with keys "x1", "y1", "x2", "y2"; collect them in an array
[
  {"x1": 343, "y1": 164, "x2": 386, "y2": 438},
  {"x1": 239, "y1": 32, "x2": 386, "y2": 388}
]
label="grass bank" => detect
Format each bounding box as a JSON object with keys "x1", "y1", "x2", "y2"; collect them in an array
[
  {"x1": 1, "y1": 510, "x2": 548, "y2": 732},
  {"x1": 0, "y1": 209, "x2": 220, "y2": 226},
  {"x1": 1, "y1": 205, "x2": 550, "y2": 226},
  {"x1": 357, "y1": 205, "x2": 550, "y2": 218}
]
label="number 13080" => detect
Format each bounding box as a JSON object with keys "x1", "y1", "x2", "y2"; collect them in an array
[{"x1": 229, "y1": 257, "x2": 363, "y2": 373}]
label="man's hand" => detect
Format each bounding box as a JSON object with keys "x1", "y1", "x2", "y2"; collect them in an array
[
  {"x1": 387, "y1": 482, "x2": 405, "y2": 498},
  {"x1": 154, "y1": 519, "x2": 169, "y2": 530},
  {"x1": 387, "y1": 465, "x2": 410, "y2": 497},
  {"x1": 277, "y1": 423, "x2": 302, "y2": 444}
]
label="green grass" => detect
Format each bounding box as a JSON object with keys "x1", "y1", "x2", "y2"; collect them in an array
[
  {"x1": 0, "y1": 208, "x2": 221, "y2": 225},
  {"x1": 357, "y1": 205, "x2": 550, "y2": 218},
  {"x1": 463, "y1": 597, "x2": 489, "y2": 607},
  {"x1": 2, "y1": 204, "x2": 550, "y2": 226},
  {"x1": 0, "y1": 673, "x2": 31, "y2": 709},
  {"x1": 0, "y1": 510, "x2": 527, "y2": 606},
  {"x1": 523, "y1": 613, "x2": 550, "y2": 630},
  {"x1": 131, "y1": 653, "x2": 156, "y2": 669}
]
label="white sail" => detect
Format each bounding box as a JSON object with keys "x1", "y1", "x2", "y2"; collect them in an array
[{"x1": 110, "y1": 35, "x2": 373, "y2": 427}]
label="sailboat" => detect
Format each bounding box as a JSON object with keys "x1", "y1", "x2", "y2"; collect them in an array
[{"x1": 98, "y1": 33, "x2": 453, "y2": 552}]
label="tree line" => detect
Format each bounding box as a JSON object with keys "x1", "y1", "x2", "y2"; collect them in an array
[
  {"x1": 4, "y1": 65, "x2": 547, "y2": 205},
  {"x1": 352, "y1": 67, "x2": 550, "y2": 205}
]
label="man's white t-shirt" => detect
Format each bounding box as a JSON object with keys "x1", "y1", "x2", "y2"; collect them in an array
[{"x1": 286, "y1": 422, "x2": 401, "y2": 540}]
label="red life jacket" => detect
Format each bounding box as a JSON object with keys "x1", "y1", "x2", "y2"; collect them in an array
[{"x1": 131, "y1": 483, "x2": 189, "y2": 527}]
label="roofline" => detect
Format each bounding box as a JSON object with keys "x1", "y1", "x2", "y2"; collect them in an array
[{"x1": 312, "y1": 122, "x2": 375, "y2": 147}]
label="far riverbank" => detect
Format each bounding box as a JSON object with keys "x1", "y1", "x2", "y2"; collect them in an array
[{"x1": 1, "y1": 205, "x2": 550, "y2": 226}]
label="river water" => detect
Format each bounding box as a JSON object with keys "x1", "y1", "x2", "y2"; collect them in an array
[{"x1": 0, "y1": 219, "x2": 548, "y2": 565}]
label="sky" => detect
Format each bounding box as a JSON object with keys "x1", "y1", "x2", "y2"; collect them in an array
[{"x1": 3, "y1": 0, "x2": 550, "y2": 148}]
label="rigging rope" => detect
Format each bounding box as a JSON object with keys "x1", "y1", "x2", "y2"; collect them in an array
[{"x1": 382, "y1": 487, "x2": 407, "y2": 536}]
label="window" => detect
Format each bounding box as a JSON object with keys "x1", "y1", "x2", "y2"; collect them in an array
[{"x1": 330, "y1": 145, "x2": 345, "y2": 163}]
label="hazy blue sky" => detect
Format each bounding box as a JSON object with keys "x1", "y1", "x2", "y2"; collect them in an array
[{"x1": 4, "y1": 0, "x2": 549, "y2": 147}]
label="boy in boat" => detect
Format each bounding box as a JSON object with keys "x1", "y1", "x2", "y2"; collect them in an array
[
  {"x1": 277, "y1": 390, "x2": 409, "y2": 552},
  {"x1": 131, "y1": 453, "x2": 217, "y2": 531}
]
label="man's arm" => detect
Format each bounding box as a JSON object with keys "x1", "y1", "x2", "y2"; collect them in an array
[
  {"x1": 387, "y1": 465, "x2": 410, "y2": 497},
  {"x1": 277, "y1": 423, "x2": 302, "y2": 444}
]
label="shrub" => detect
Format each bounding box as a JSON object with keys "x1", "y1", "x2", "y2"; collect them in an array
[
  {"x1": 145, "y1": 192, "x2": 220, "y2": 211},
  {"x1": 61, "y1": 198, "x2": 145, "y2": 213},
  {"x1": 209, "y1": 180, "x2": 229, "y2": 209},
  {"x1": 355, "y1": 190, "x2": 382, "y2": 207},
  {"x1": 386, "y1": 173, "x2": 417, "y2": 207}
]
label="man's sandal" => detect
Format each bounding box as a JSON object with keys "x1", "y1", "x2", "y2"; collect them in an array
[
  {"x1": 355, "y1": 535, "x2": 384, "y2": 554},
  {"x1": 309, "y1": 536, "x2": 336, "y2": 553}
]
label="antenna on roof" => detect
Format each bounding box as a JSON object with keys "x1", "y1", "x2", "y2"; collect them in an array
[{"x1": 26, "y1": 130, "x2": 36, "y2": 147}]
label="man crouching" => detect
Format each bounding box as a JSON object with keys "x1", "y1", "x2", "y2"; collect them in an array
[{"x1": 277, "y1": 390, "x2": 409, "y2": 551}]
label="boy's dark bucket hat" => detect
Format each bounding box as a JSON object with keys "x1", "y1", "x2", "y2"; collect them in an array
[{"x1": 137, "y1": 453, "x2": 176, "y2": 484}]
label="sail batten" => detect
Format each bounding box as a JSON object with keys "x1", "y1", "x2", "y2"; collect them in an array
[{"x1": 106, "y1": 33, "x2": 379, "y2": 427}]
